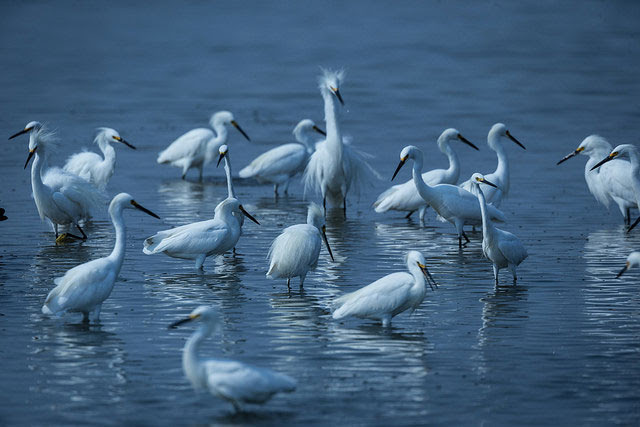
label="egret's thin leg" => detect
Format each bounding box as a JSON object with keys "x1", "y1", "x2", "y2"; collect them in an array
[
  {"x1": 300, "y1": 274, "x2": 306, "y2": 288},
  {"x1": 76, "y1": 224, "x2": 87, "y2": 240},
  {"x1": 626, "y1": 208, "x2": 631, "y2": 226},
  {"x1": 274, "y1": 184, "x2": 278, "y2": 195},
  {"x1": 493, "y1": 264, "x2": 499, "y2": 285},
  {"x1": 343, "y1": 197, "x2": 347, "y2": 218},
  {"x1": 405, "y1": 210, "x2": 415, "y2": 219},
  {"x1": 286, "y1": 277, "x2": 291, "y2": 291},
  {"x1": 323, "y1": 197, "x2": 327, "y2": 215},
  {"x1": 462, "y1": 231, "x2": 470, "y2": 244}
]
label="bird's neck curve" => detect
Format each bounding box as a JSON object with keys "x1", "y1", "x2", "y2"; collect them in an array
[
  {"x1": 30, "y1": 150, "x2": 49, "y2": 202},
  {"x1": 183, "y1": 325, "x2": 209, "y2": 389},
  {"x1": 476, "y1": 186, "x2": 493, "y2": 236},
  {"x1": 407, "y1": 262, "x2": 426, "y2": 292},
  {"x1": 443, "y1": 143, "x2": 460, "y2": 181},
  {"x1": 223, "y1": 156, "x2": 235, "y2": 199},
  {"x1": 107, "y1": 204, "x2": 126, "y2": 273},
  {"x1": 98, "y1": 137, "x2": 117, "y2": 165},
  {"x1": 322, "y1": 90, "x2": 343, "y2": 156},
  {"x1": 410, "y1": 154, "x2": 436, "y2": 201}
]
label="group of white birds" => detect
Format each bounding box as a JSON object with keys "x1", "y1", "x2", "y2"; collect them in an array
[{"x1": 7, "y1": 68, "x2": 638, "y2": 412}]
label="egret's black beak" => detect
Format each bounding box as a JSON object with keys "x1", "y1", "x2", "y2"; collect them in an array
[
  {"x1": 391, "y1": 157, "x2": 407, "y2": 181},
  {"x1": 169, "y1": 313, "x2": 200, "y2": 329},
  {"x1": 557, "y1": 149, "x2": 581, "y2": 165},
  {"x1": 418, "y1": 262, "x2": 438, "y2": 291},
  {"x1": 506, "y1": 130, "x2": 526, "y2": 150},
  {"x1": 217, "y1": 151, "x2": 227, "y2": 167},
  {"x1": 590, "y1": 153, "x2": 616, "y2": 171},
  {"x1": 231, "y1": 120, "x2": 251, "y2": 141},
  {"x1": 313, "y1": 125, "x2": 326, "y2": 136},
  {"x1": 239, "y1": 205, "x2": 260, "y2": 225},
  {"x1": 321, "y1": 225, "x2": 335, "y2": 262},
  {"x1": 458, "y1": 134, "x2": 479, "y2": 150},
  {"x1": 9, "y1": 127, "x2": 32, "y2": 140},
  {"x1": 616, "y1": 262, "x2": 629, "y2": 278},
  {"x1": 331, "y1": 87, "x2": 345, "y2": 105},
  {"x1": 476, "y1": 177, "x2": 499, "y2": 188},
  {"x1": 131, "y1": 200, "x2": 160, "y2": 219},
  {"x1": 24, "y1": 148, "x2": 36, "y2": 169},
  {"x1": 113, "y1": 135, "x2": 136, "y2": 149}
]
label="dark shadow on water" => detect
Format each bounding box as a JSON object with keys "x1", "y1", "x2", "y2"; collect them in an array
[{"x1": 212, "y1": 407, "x2": 297, "y2": 425}]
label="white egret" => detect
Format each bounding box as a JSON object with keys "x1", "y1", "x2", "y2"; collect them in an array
[
  {"x1": 42, "y1": 193, "x2": 159, "y2": 321},
  {"x1": 616, "y1": 252, "x2": 640, "y2": 278},
  {"x1": 459, "y1": 123, "x2": 525, "y2": 206},
  {"x1": 216, "y1": 144, "x2": 246, "y2": 253},
  {"x1": 157, "y1": 111, "x2": 250, "y2": 181},
  {"x1": 591, "y1": 144, "x2": 640, "y2": 232},
  {"x1": 143, "y1": 198, "x2": 259, "y2": 270},
  {"x1": 63, "y1": 127, "x2": 136, "y2": 190},
  {"x1": 9, "y1": 122, "x2": 105, "y2": 242},
  {"x1": 392, "y1": 146, "x2": 506, "y2": 247},
  {"x1": 469, "y1": 173, "x2": 527, "y2": 284},
  {"x1": 170, "y1": 306, "x2": 296, "y2": 412},
  {"x1": 239, "y1": 119, "x2": 326, "y2": 195},
  {"x1": 331, "y1": 250, "x2": 437, "y2": 327},
  {"x1": 373, "y1": 128, "x2": 479, "y2": 223},
  {"x1": 302, "y1": 69, "x2": 380, "y2": 216},
  {"x1": 266, "y1": 202, "x2": 334, "y2": 290},
  {"x1": 558, "y1": 135, "x2": 635, "y2": 225}
]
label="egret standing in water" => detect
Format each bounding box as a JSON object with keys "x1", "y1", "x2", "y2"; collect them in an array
[
  {"x1": 170, "y1": 306, "x2": 296, "y2": 412},
  {"x1": 331, "y1": 251, "x2": 437, "y2": 327},
  {"x1": 267, "y1": 202, "x2": 334, "y2": 290},
  {"x1": 392, "y1": 146, "x2": 506, "y2": 247},
  {"x1": 143, "y1": 198, "x2": 259, "y2": 270},
  {"x1": 239, "y1": 119, "x2": 326, "y2": 195},
  {"x1": 616, "y1": 252, "x2": 640, "y2": 278},
  {"x1": 303, "y1": 69, "x2": 379, "y2": 216},
  {"x1": 469, "y1": 173, "x2": 527, "y2": 284},
  {"x1": 64, "y1": 127, "x2": 136, "y2": 191},
  {"x1": 591, "y1": 144, "x2": 640, "y2": 232},
  {"x1": 42, "y1": 193, "x2": 159, "y2": 321},
  {"x1": 9, "y1": 122, "x2": 105, "y2": 242},
  {"x1": 557, "y1": 135, "x2": 635, "y2": 225},
  {"x1": 157, "y1": 111, "x2": 250, "y2": 181},
  {"x1": 459, "y1": 123, "x2": 525, "y2": 207},
  {"x1": 374, "y1": 128, "x2": 479, "y2": 223}
]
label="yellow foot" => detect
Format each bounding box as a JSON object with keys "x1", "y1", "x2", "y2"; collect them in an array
[{"x1": 55, "y1": 233, "x2": 70, "y2": 244}]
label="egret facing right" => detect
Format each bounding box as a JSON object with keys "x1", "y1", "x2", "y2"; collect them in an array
[
  {"x1": 267, "y1": 202, "x2": 334, "y2": 289},
  {"x1": 331, "y1": 250, "x2": 437, "y2": 327},
  {"x1": 470, "y1": 173, "x2": 528, "y2": 285},
  {"x1": 170, "y1": 306, "x2": 296, "y2": 412}
]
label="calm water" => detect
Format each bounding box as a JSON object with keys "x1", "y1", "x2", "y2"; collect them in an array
[{"x1": 1, "y1": 1, "x2": 639, "y2": 425}]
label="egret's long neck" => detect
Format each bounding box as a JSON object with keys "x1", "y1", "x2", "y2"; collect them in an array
[
  {"x1": 98, "y1": 138, "x2": 116, "y2": 168},
  {"x1": 410, "y1": 155, "x2": 436, "y2": 203},
  {"x1": 212, "y1": 123, "x2": 228, "y2": 145},
  {"x1": 30, "y1": 149, "x2": 50, "y2": 211},
  {"x1": 476, "y1": 187, "x2": 493, "y2": 236},
  {"x1": 183, "y1": 325, "x2": 210, "y2": 388},
  {"x1": 223, "y1": 156, "x2": 235, "y2": 198},
  {"x1": 444, "y1": 144, "x2": 460, "y2": 182},
  {"x1": 628, "y1": 150, "x2": 640, "y2": 204},
  {"x1": 322, "y1": 90, "x2": 343, "y2": 157},
  {"x1": 296, "y1": 131, "x2": 315, "y2": 153},
  {"x1": 408, "y1": 263, "x2": 426, "y2": 291},
  {"x1": 107, "y1": 205, "x2": 126, "y2": 274},
  {"x1": 489, "y1": 136, "x2": 509, "y2": 193}
]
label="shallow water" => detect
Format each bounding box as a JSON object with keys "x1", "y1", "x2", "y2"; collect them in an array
[{"x1": 1, "y1": 1, "x2": 640, "y2": 425}]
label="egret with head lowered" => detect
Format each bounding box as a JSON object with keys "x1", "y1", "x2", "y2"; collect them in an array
[
  {"x1": 616, "y1": 252, "x2": 640, "y2": 278},
  {"x1": 267, "y1": 202, "x2": 334, "y2": 290},
  {"x1": 392, "y1": 145, "x2": 506, "y2": 247},
  {"x1": 469, "y1": 173, "x2": 527, "y2": 284},
  {"x1": 459, "y1": 123, "x2": 525, "y2": 207},
  {"x1": 239, "y1": 119, "x2": 325, "y2": 195},
  {"x1": 64, "y1": 127, "x2": 136, "y2": 191},
  {"x1": 157, "y1": 111, "x2": 250, "y2": 181},
  {"x1": 332, "y1": 250, "x2": 437, "y2": 327},
  {"x1": 42, "y1": 193, "x2": 159, "y2": 322},
  {"x1": 557, "y1": 135, "x2": 635, "y2": 225},
  {"x1": 10, "y1": 121, "x2": 105, "y2": 242},
  {"x1": 374, "y1": 128, "x2": 479, "y2": 223},
  {"x1": 169, "y1": 306, "x2": 296, "y2": 412}
]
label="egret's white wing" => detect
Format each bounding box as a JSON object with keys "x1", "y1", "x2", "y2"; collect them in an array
[
  {"x1": 239, "y1": 143, "x2": 307, "y2": 179},
  {"x1": 496, "y1": 228, "x2": 528, "y2": 265},
  {"x1": 144, "y1": 219, "x2": 228, "y2": 255},
  {"x1": 157, "y1": 128, "x2": 213, "y2": 164}
]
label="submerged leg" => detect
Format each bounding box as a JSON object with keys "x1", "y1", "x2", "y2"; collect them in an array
[
  {"x1": 405, "y1": 210, "x2": 415, "y2": 219},
  {"x1": 343, "y1": 197, "x2": 347, "y2": 219},
  {"x1": 300, "y1": 273, "x2": 306, "y2": 288},
  {"x1": 418, "y1": 206, "x2": 427, "y2": 225},
  {"x1": 76, "y1": 224, "x2": 88, "y2": 240},
  {"x1": 286, "y1": 277, "x2": 291, "y2": 291},
  {"x1": 198, "y1": 166, "x2": 203, "y2": 182},
  {"x1": 626, "y1": 208, "x2": 631, "y2": 226},
  {"x1": 493, "y1": 264, "x2": 499, "y2": 285},
  {"x1": 274, "y1": 184, "x2": 279, "y2": 195},
  {"x1": 195, "y1": 254, "x2": 206, "y2": 271},
  {"x1": 323, "y1": 197, "x2": 327, "y2": 216},
  {"x1": 508, "y1": 264, "x2": 518, "y2": 285},
  {"x1": 82, "y1": 311, "x2": 90, "y2": 323},
  {"x1": 381, "y1": 316, "x2": 391, "y2": 327},
  {"x1": 462, "y1": 231, "x2": 470, "y2": 244},
  {"x1": 92, "y1": 304, "x2": 102, "y2": 322}
]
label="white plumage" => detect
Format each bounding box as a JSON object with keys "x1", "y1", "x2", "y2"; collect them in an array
[
  {"x1": 459, "y1": 123, "x2": 526, "y2": 207},
  {"x1": 332, "y1": 250, "x2": 437, "y2": 327},
  {"x1": 239, "y1": 119, "x2": 325, "y2": 194},
  {"x1": 143, "y1": 198, "x2": 259, "y2": 270},
  {"x1": 373, "y1": 128, "x2": 479, "y2": 223},
  {"x1": 42, "y1": 193, "x2": 159, "y2": 321},
  {"x1": 10, "y1": 121, "x2": 105, "y2": 241},
  {"x1": 170, "y1": 306, "x2": 296, "y2": 412},
  {"x1": 302, "y1": 69, "x2": 380, "y2": 215},
  {"x1": 557, "y1": 135, "x2": 635, "y2": 224},
  {"x1": 157, "y1": 111, "x2": 250, "y2": 181},
  {"x1": 469, "y1": 173, "x2": 528, "y2": 284},
  {"x1": 392, "y1": 145, "x2": 506, "y2": 247},
  {"x1": 266, "y1": 202, "x2": 334, "y2": 289},
  {"x1": 63, "y1": 127, "x2": 136, "y2": 190},
  {"x1": 616, "y1": 252, "x2": 640, "y2": 278}
]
